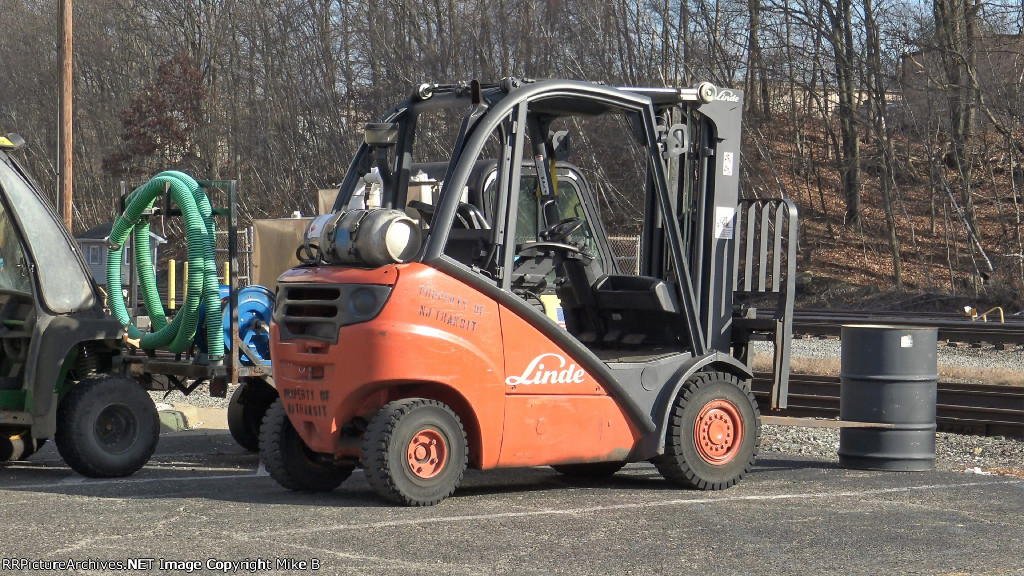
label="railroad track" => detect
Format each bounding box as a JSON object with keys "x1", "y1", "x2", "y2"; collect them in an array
[
  {"x1": 751, "y1": 373, "x2": 1024, "y2": 439},
  {"x1": 790, "y1": 309, "x2": 1024, "y2": 347}
]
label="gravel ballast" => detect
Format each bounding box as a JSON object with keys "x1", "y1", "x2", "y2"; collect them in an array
[
  {"x1": 149, "y1": 382, "x2": 233, "y2": 410},
  {"x1": 761, "y1": 425, "x2": 1024, "y2": 476},
  {"x1": 757, "y1": 337, "x2": 1024, "y2": 376}
]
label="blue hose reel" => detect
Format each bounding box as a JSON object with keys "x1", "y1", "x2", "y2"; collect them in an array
[{"x1": 196, "y1": 285, "x2": 274, "y2": 366}]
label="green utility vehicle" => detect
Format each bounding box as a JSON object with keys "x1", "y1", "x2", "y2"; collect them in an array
[
  {"x1": 0, "y1": 133, "x2": 149, "y2": 472},
  {"x1": 0, "y1": 133, "x2": 274, "y2": 475}
]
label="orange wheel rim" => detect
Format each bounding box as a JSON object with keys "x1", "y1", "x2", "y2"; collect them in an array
[
  {"x1": 406, "y1": 428, "x2": 448, "y2": 479},
  {"x1": 693, "y1": 399, "x2": 743, "y2": 465}
]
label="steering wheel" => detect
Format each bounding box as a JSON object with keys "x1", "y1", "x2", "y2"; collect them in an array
[{"x1": 539, "y1": 217, "x2": 583, "y2": 242}]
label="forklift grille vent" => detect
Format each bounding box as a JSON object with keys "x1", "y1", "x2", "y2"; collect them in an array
[
  {"x1": 274, "y1": 283, "x2": 392, "y2": 344},
  {"x1": 275, "y1": 285, "x2": 344, "y2": 343}
]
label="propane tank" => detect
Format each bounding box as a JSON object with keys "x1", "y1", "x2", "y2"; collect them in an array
[
  {"x1": 305, "y1": 208, "x2": 421, "y2": 267},
  {"x1": 302, "y1": 213, "x2": 334, "y2": 261}
]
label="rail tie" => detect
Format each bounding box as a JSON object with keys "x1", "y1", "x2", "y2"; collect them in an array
[{"x1": 751, "y1": 373, "x2": 1024, "y2": 439}]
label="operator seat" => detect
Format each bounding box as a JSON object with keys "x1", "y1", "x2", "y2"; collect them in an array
[
  {"x1": 590, "y1": 275, "x2": 686, "y2": 347},
  {"x1": 554, "y1": 250, "x2": 605, "y2": 344}
]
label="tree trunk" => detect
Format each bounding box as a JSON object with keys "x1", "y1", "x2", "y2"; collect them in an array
[
  {"x1": 745, "y1": 0, "x2": 764, "y2": 119},
  {"x1": 933, "y1": 0, "x2": 980, "y2": 232},
  {"x1": 863, "y1": 0, "x2": 901, "y2": 287},
  {"x1": 824, "y1": 0, "x2": 862, "y2": 228}
]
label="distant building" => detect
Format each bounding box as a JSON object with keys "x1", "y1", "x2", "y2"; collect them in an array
[
  {"x1": 75, "y1": 222, "x2": 166, "y2": 287},
  {"x1": 900, "y1": 34, "x2": 1024, "y2": 131}
]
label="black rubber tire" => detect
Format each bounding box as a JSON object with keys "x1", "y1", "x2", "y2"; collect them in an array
[
  {"x1": 0, "y1": 429, "x2": 43, "y2": 461},
  {"x1": 362, "y1": 398, "x2": 468, "y2": 506},
  {"x1": 228, "y1": 379, "x2": 276, "y2": 452},
  {"x1": 653, "y1": 372, "x2": 760, "y2": 490},
  {"x1": 55, "y1": 375, "x2": 160, "y2": 478},
  {"x1": 259, "y1": 399, "x2": 353, "y2": 492},
  {"x1": 551, "y1": 461, "x2": 626, "y2": 478}
]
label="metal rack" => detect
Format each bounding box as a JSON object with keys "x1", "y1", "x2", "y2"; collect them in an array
[{"x1": 117, "y1": 179, "x2": 271, "y2": 398}]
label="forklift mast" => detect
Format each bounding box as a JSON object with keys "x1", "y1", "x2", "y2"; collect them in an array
[
  {"x1": 638, "y1": 87, "x2": 796, "y2": 409},
  {"x1": 639, "y1": 88, "x2": 744, "y2": 353}
]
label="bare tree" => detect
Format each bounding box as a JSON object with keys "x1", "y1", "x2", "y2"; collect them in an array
[
  {"x1": 864, "y1": 0, "x2": 902, "y2": 287},
  {"x1": 933, "y1": 0, "x2": 981, "y2": 232}
]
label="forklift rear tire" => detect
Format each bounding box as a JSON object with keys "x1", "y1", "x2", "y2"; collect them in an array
[
  {"x1": 259, "y1": 399, "x2": 354, "y2": 492},
  {"x1": 55, "y1": 375, "x2": 160, "y2": 478},
  {"x1": 228, "y1": 379, "x2": 276, "y2": 452},
  {"x1": 362, "y1": 399, "x2": 468, "y2": 506},
  {"x1": 654, "y1": 371, "x2": 760, "y2": 490},
  {"x1": 551, "y1": 461, "x2": 625, "y2": 478}
]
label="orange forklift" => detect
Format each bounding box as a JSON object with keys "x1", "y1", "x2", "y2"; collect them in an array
[{"x1": 261, "y1": 79, "x2": 798, "y2": 505}]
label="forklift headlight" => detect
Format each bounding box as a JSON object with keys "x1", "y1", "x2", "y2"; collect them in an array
[
  {"x1": 349, "y1": 286, "x2": 383, "y2": 318},
  {"x1": 364, "y1": 123, "x2": 400, "y2": 147},
  {"x1": 342, "y1": 284, "x2": 392, "y2": 324}
]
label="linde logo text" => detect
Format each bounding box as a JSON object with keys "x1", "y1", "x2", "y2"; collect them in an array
[
  {"x1": 506, "y1": 353, "x2": 586, "y2": 386},
  {"x1": 716, "y1": 89, "x2": 740, "y2": 103}
]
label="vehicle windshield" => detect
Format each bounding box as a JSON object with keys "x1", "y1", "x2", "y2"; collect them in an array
[
  {"x1": 0, "y1": 196, "x2": 31, "y2": 294},
  {"x1": 0, "y1": 152, "x2": 96, "y2": 312}
]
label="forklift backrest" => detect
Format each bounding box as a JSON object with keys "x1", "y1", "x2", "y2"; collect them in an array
[{"x1": 733, "y1": 199, "x2": 798, "y2": 312}]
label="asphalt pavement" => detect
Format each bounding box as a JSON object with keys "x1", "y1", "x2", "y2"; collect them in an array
[{"x1": 1, "y1": 422, "x2": 1021, "y2": 576}]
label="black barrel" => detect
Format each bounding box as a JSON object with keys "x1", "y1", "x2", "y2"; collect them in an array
[{"x1": 838, "y1": 325, "x2": 938, "y2": 471}]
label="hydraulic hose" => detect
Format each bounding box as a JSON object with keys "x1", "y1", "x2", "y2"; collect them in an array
[{"x1": 106, "y1": 171, "x2": 224, "y2": 361}]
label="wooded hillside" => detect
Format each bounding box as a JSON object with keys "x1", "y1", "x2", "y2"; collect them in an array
[{"x1": 1, "y1": 0, "x2": 1022, "y2": 307}]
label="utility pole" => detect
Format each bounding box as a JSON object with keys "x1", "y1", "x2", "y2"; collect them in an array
[{"x1": 60, "y1": 0, "x2": 73, "y2": 230}]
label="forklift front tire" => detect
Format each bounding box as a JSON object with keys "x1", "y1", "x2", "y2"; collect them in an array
[
  {"x1": 259, "y1": 399, "x2": 354, "y2": 492},
  {"x1": 55, "y1": 375, "x2": 160, "y2": 478},
  {"x1": 362, "y1": 399, "x2": 468, "y2": 506},
  {"x1": 654, "y1": 371, "x2": 760, "y2": 490}
]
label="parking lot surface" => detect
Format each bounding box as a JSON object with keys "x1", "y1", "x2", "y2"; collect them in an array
[{"x1": 1, "y1": 429, "x2": 1022, "y2": 575}]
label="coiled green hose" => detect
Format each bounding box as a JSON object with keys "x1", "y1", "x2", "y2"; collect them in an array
[{"x1": 106, "y1": 171, "x2": 223, "y2": 361}]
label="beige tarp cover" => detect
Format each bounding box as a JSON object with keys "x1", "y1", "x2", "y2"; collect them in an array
[
  {"x1": 318, "y1": 189, "x2": 337, "y2": 215},
  {"x1": 252, "y1": 218, "x2": 312, "y2": 290}
]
